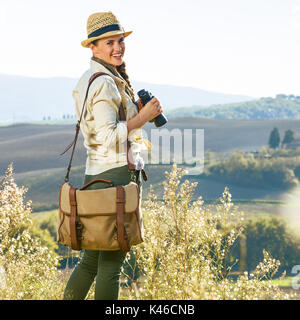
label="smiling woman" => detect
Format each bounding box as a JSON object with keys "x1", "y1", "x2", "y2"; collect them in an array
[
  {"x1": 90, "y1": 34, "x2": 126, "y2": 66},
  {"x1": 62, "y1": 11, "x2": 162, "y2": 301}
]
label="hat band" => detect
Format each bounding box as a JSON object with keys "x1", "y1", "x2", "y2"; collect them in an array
[{"x1": 88, "y1": 24, "x2": 122, "y2": 38}]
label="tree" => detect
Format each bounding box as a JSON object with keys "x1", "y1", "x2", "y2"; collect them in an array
[
  {"x1": 268, "y1": 127, "x2": 280, "y2": 149},
  {"x1": 282, "y1": 129, "x2": 294, "y2": 146}
]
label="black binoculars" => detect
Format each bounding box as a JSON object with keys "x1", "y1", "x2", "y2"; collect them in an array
[{"x1": 137, "y1": 89, "x2": 168, "y2": 127}]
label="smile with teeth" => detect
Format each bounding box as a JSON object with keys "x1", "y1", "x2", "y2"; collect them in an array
[{"x1": 112, "y1": 54, "x2": 122, "y2": 57}]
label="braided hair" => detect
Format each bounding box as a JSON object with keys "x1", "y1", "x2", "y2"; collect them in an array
[{"x1": 116, "y1": 62, "x2": 133, "y2": 92}]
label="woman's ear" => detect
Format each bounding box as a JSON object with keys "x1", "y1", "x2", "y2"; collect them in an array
[{"x1": 89, "y1": 43, "x2": 96, "y2": 54}]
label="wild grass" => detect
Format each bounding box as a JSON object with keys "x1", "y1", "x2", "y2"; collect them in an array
[
  {"x1": 120, "y1": 165, "x2": 293, "y2": 300},
  {"x1": 0, "y1": 164, "x2": 296, "y2": 299}
]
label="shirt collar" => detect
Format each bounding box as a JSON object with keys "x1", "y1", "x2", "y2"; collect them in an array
[{"x1": 90, "y1": 57, "x2": 126, "y2": 88}]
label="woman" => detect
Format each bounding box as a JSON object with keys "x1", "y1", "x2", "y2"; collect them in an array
[{"x1": 63, "y1": 12, "x2": 162, "y2": 300}]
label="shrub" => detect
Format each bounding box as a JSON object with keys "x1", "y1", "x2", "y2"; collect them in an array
[
  {"x1": 0, "y1": 163, "x2": 293, "y2": 299},
  {"x1": 0, "y1": 164, "x2": 65, "y2": 299},
  {"x1": 205, "y1": 151, "x2": 299, "y2": 189},
  {"x1": 230, "y1": 216, "x2": 300, "y2": 273},
  {"x1": 30, "y1": 211, "x2": 70, "y2": 257},
  {"x1": 121, "y1": 164, "x2": 291, "y2": 300}
]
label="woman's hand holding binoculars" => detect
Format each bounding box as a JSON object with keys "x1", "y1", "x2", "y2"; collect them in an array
[
  {"x1": 127, "y1": 91, "x2": 167, "y2": 134},
  {"x1": 136, "y1": 97, "x2": 163, "y2": 122}
]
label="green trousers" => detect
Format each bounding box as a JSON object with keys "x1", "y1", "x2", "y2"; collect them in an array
[{"x1": 63, "y1": 165, "x2": 142, "y2": 300}]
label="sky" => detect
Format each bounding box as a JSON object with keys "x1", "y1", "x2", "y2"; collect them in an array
[{"x1": 0, "y1": 0, "x2": 299, "y2": 98}]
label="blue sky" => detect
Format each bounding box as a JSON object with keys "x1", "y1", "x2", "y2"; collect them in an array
[{"x1": 0, "y1": 0, "x2": 299, "y2": 97}]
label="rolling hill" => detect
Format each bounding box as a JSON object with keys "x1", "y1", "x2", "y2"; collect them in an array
[
  {"x1": 0, "y1": 73, "x2": 254, "y2": 122},
  {"x1": 2, "y1": 118, "x2": 300, "y2": 175},
  {"x1": 1, "y1": 118, "x2": 300, "y2": 210},
  {"x1": 166, "y1": 94, "x2": 300, "y2": 119}
]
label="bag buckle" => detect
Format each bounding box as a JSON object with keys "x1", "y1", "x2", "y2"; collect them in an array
[
  {"x1": 76, "y1": 221, "x2": 83, "y2": 230},
  {"x1": 76, "y1": 221, "x2": 84, "y2": 240},
  {"x1": 128, "y1": 169, "x2": 137, "y2": 183}
]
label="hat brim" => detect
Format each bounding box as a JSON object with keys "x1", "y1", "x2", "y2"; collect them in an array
[{"x1": 81, "y1": 30, "x2": 132, "y2": 48}]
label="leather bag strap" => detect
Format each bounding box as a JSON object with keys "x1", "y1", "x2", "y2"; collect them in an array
[
  {"x1": 116, "y1": 185, "x2": 130, "y2": 252},
  {"x1": 80, "y1": 178, "x2": 114, "y2": 190},
  {"x1": 69, "y1": 187, "x2": 81, "y2": 250},
  {"x1": 61, "y1": 71, "x2": 136, "y2": 182},
  {"x1": 62, "y1": 72, "x2": 108, "y2": 182}
]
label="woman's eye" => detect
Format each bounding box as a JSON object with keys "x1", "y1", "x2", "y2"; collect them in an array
[{"x1": 106, "y1": 39, "x2": 124, "y2": 45}]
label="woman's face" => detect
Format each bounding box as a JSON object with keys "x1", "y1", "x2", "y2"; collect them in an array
[{"x1": 90, "y1": 34, "x2": 125, "y2": 66}]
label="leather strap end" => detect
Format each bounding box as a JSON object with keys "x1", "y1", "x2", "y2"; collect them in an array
[
  {"x1": 60, "y1": 139, "x2": 75, "y2": 156},
  {"x1": 141, "y1": 169, "x2": 148, "y2": 182}
]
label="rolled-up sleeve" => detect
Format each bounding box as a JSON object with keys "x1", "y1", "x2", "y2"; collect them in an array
[{"x1": 91, "y1": 77, "x2": 128, "y2": 147}]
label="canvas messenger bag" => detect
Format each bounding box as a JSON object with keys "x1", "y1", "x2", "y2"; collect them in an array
[{"x1": 57, "y1": 72, "x2": 145, "y2": 252}]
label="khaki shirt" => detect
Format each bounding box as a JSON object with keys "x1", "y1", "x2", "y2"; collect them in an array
[{"x1": 72, "y1": 59, "x2": 146, "y2": 175}]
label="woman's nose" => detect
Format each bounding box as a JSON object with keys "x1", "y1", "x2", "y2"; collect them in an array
[{"x1": 114, "y1": 42, "x2": 123, "y2": 53}]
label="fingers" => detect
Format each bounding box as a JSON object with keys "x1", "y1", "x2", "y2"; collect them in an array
[
  {"x1": 143, "y1": 97, "x2": 163, "y2": 120},
  {"x1": 156, "y1": 102, "x2": 162, "y2": 114},
  {"x1": 151, "y1": 97, "x2": 160, "y2": 105},
  {"x1": 155, "y1": 105, "x2": 162, "y2": 116},
  {"x1": 151, "y1": 98, "x2": 162, "y2": 115},
  {"x1": 136, "y1": 98, "x2": 143, "y2": 111},
  {"x1": 151, "y1": 98, "x2": 161, "y2": 108}
]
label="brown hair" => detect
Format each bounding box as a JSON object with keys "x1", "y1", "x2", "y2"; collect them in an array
[{"x1": 116, "y1": 62, "x2": 133, "y2": 90}]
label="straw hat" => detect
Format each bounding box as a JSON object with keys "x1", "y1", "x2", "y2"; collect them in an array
[{"x1": 81, "y1": 11, "x2": 132, "y2": 48}]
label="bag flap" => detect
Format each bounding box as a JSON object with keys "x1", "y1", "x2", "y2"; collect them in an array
[{"x1": 59, "y1": 182, "x2": 139, "y2": 216}]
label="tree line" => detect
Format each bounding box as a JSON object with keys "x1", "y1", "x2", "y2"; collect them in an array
[{"x1": 42, "y1": 114, "x2": 76, "y2": 121}]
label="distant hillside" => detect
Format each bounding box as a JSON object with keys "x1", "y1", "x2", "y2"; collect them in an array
[
  {"x1": 131, "y1": 81, "x2": 254, "y2": 112},
  {"x1": 0, "y1": 73, "x2": 254, "y2": 122},
  {"x1": 1, "y1": 119, "x2": 300, "y2": 210},
  {"x1": 166, "y1": 94, "x2": 300, "y2": 119},
  {"x1": 2, "y1": 118, "x2": 300, "y2": 175},
  {"x1": 12, "y1": 164, "x2": 286, "y2": 212}
]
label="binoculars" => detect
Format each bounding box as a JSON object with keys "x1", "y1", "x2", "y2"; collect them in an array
[{"x1": 137, "y1": 89, "x2": 168, "y2": 127}]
